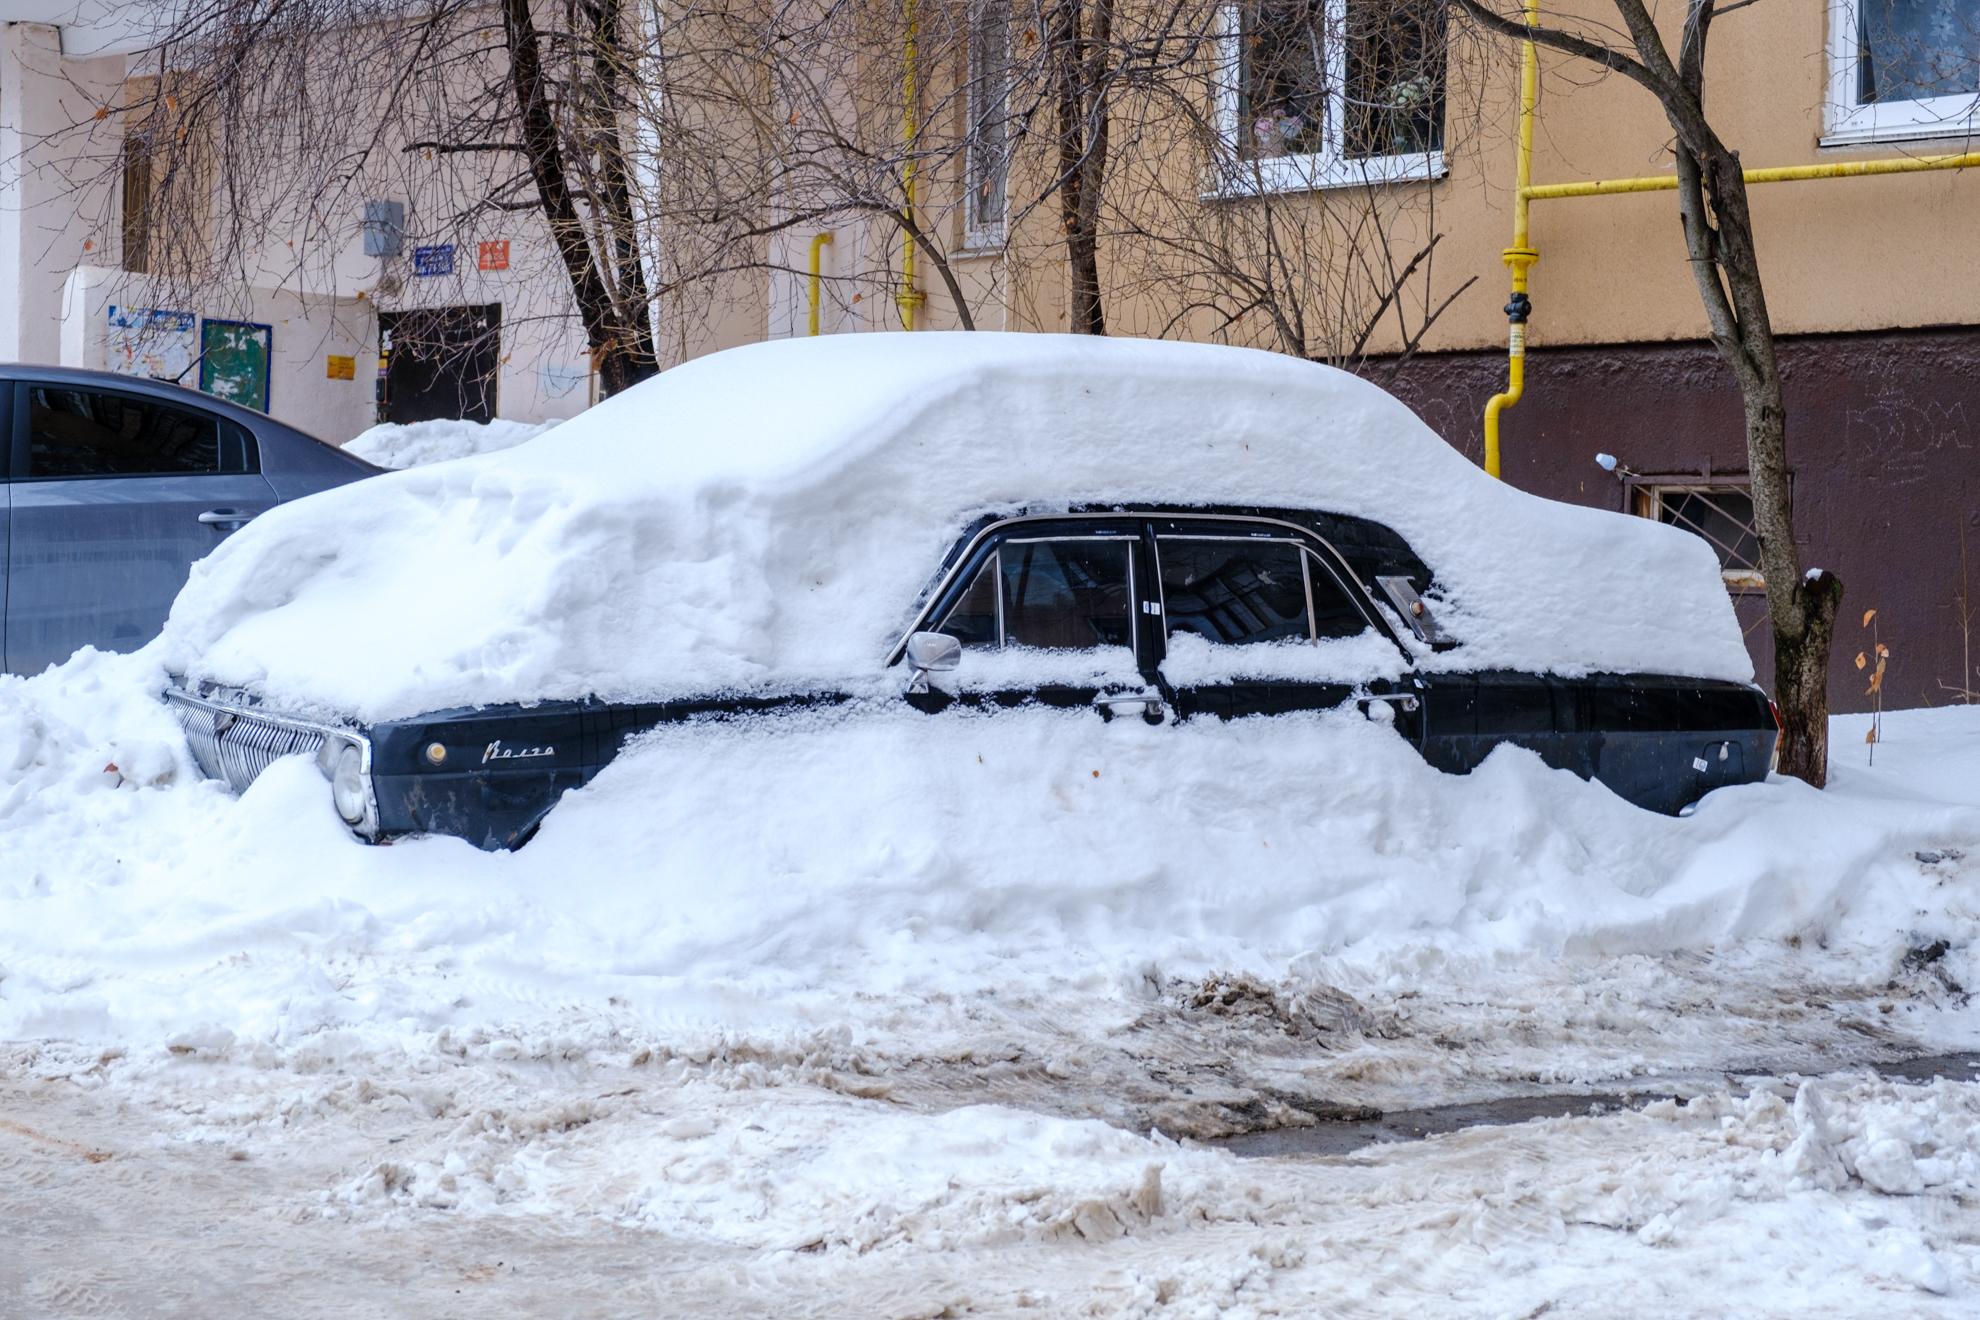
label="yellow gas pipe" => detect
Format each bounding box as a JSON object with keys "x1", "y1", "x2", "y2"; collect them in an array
[
  {"x1": 896, "y1": 0, "x2": 926, "y2": 329},
  {"x1": 1481, "y1": 0, "x2": 1539, "y2": 481},
  {"x1": 808, "y1": 232, "x2": 833, "y2": 336},
  {"x1": 1524, "y1": 150, "x2": 1980, "y2": 200},
  {"x1": 1483, "y1": 4, "x2": 1980, "y2": 479}
]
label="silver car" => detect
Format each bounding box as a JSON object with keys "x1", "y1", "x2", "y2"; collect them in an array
[{"x1": 1, "y1": 366, "x2": 377, "y2": 675}]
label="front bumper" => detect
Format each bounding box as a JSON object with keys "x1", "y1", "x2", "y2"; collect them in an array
[
  {"x1": 168, "y1": 685, "x2": 839, "y2": 850},
  {"x1": 166, "y1": 686, "x2": 380, "y2": 835},
  {"x1": 165, "y1": 684, "x2": 593, "y2": 851}
]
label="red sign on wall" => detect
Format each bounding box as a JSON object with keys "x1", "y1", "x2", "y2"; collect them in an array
[{"x1": 478, "y1": 240, "x2": 510, "y2": 272}]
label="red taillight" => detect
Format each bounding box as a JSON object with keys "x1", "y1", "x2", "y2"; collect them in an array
[{"x1": 1767, "y1": 699, "x2": 1783, "y2": 734}]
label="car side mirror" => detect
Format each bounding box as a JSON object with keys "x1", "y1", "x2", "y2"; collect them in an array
[{"x1": 904, "y1": 631, "x2": 961, "y2": 694}]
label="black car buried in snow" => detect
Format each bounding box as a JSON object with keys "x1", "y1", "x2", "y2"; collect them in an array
[
  {"x1": 167, "y1": 498, "x2": 1777, "y2": 849},
  {"x1": 160, "y1": 336, "x2": 1778, "y2": 850}
]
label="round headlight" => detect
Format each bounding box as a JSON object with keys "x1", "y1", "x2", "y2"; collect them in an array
[{"x1": 330, "y1": 743, "x2": 368, "y2": 826}]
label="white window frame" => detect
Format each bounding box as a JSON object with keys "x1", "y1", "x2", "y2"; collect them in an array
[
  {"x1": 1210, "y1": 0, "x2": 1446, "y2": 198},
  {"x1": 963, "y1": 0, "x2": 1012, "y2": 251},
  {"x1": 1823, "y1": 0, "x2": 1980, "y2": 146}
]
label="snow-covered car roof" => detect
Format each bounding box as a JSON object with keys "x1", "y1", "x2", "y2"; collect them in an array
[{"x1": 159, "y1": 334, "x2": 1752, "y2": 722}]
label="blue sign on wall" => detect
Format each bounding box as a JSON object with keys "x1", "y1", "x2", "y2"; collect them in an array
[{"x1": 412, "y1": 244, "x2": 455, "y2": 277}]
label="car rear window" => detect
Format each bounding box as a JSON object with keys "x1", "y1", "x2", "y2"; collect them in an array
[{"x1": 25, "y1": 384, "x2": 247, "y2": 479}]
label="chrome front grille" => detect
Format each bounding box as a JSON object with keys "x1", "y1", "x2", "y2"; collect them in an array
[{"x1": 166, "y1": 688, "x2": 330, "y2": 793}]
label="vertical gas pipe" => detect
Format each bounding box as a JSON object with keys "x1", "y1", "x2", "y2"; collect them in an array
[
  {"x1": 808, "y1": 232, "x2": 834, "y2": 336},
  {"x1": 897, "y1": 0, "x2": 925, "y2": 329},
  {"x1": 1482, "y1": 0, "x2": 1540, "y2": 480}
]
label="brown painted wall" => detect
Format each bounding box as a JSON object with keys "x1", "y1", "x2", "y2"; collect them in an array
[{"x1": 1364, "y1": 326, "x2": 1980, "y2": 713}]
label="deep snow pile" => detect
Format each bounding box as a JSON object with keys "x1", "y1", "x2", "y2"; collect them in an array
[
  {"x1": 342, "y1": 417, "x2": 559, "y2": 469},
  {"x1": 7, "y1": 651, "x2": 1980, "y2": 1311},
  {"x1": 156, "y1": 335, "x2": 1750, "y2": 724},
  {"x1": 3, "y1": 637, "x2": 1977, "y2": 1068}
]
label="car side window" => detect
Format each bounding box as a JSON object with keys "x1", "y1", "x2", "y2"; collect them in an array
[
  {"x1": 1157, "y1": 536, "x2": 1370, "y2": 644},
  {"x1": 1158, "y1": 538, "x2": 1310, "y2": 644},
  {"x1": 937, "y1": 537, "x2": 1134, "y2": 650},
  {"x1": 25, "y1": 385, "x2": 241, "y2": 479}
]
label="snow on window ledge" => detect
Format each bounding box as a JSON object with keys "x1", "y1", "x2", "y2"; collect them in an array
[{"x1": 1204, "y1": 150, "x2": 1447, "y2": 201}]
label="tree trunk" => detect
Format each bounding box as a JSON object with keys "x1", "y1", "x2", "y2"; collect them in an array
[
  {"x1": 1447, "y1": 0, "x2": 1843, "y2": 787},
  {"x1": 1776, "y1": 567, "x2": 1843, "y2": 782},
  {"x1": 1050, "y1": 0, "x2": 1107, "y2": 335},
  {"x1": 1669, "y1": 131, "x2": 1839, "y2": 786},
  {"x1": 587, "y1": 0, "x2": 659, "y2": 395},
  {"x1": 503, "y1": 0, "x2": 656, "y2": 397}
]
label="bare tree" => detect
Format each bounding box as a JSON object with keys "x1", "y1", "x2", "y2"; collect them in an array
[
  {"x1": 50, "y1": 0, "x2": 662, "y2": 398},
  {"x1": 1084, "y1": 0, "x2": 1479, "y2": 364},
  {"x1": 1045, "y1": 0, "x2": 1113, "y2": 333},
  {"x1": 639, "y1": 0, "x2": 987, "y2": 335},
  {"x1": 1451, "y1": 0, "x2": 1843, "y2": 786},
  {"x1": 500, "y1": 0, "x2": 658, "y2": 394},
  {"x1": 34, "y1": 0, "x2": 1479, "y2": 402}
]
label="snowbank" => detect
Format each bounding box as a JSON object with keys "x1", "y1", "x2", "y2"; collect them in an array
[
  {"x1": 5, "y1": 623, "x2": 1978, "y2": 1062},
  {"x1": 159, "y1": 334, "x2": 1750, "y2": 723},
  {"x1": 7, "y1": 651, "x2": 1980, "y2": 1311},
  {"x1": 342, "y1": 418, "x2": 559, "y2": 469}
]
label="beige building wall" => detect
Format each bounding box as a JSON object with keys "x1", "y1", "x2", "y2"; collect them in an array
[
  {"x1": 878, "y1": 0, "x2": 1980, "y2": 357},
  {"x1": 1439, "y1": 0, "x2": 1980, "y2": 352}
]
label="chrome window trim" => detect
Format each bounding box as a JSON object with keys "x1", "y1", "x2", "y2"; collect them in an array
[
  {"x1": 1301, "y1": 548, "x2": 1320, "y2": 643},
  {"x1": 891, "y1": 511, "x2": 1399, "y2": 666},
  {"x1": 993, "y1": 548, "x2": 1006, "y2": 643}
]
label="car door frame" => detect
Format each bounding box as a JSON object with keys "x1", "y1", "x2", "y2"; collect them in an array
[
  {"x1": 891, "y1": 508, "x2": 1422, "y2": 729},
  {"x1": 0, "y1": 384, "x2": 11, "y2": 669},
  {"x1": 892, "y1": 513, "x2": 1162, "y2": 717},
  {"x1": 3, "y1": 377, "x2": 276, "y2": 674},
  {"x1": 1138, "y1": 512, "x2": 1425, "y2": 737}
]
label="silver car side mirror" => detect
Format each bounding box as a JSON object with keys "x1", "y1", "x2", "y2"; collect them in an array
[{"x1": 904, "y1": 631, "x2": 961, "y2": 694}]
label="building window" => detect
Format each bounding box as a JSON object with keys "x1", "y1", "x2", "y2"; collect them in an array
[
  {"x1": 121, "y1": 131, "x2": 154, "y2": 275},
  {"x1": 1218, "y1": 0, "x2": 1446, "y2": 195},
  {"x1": 1632, "y1": 483, "x2": 1766, "y2": 592},
  {"x1": 964, "y1": 0, "x2": 1011, "y2": 249},
  {"x1": 1825, "y1": 0, "x2": 1980, "y2": 145}
]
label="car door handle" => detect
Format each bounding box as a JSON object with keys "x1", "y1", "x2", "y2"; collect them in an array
[
  {"x1": 1356, "y1": 692, "x2": 1420, "y2": 713},
  {"x1": 197, "y1": 508, "x2": 258, "y2": 528},
  {"x1": 1094, "y1": 690, "x2": 1166, "y2": 719}
]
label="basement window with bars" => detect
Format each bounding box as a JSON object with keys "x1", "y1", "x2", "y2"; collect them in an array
[{"x1": 1632, "y1": 483, "x2": 1766, "y2": 593}]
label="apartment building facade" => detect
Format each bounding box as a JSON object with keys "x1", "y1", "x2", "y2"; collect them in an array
[{"x1": 3, "y1": 1, "x2": 1975, "y2": 708}]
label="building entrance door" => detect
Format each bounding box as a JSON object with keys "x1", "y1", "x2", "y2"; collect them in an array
[{"x1": 378, "y1": 305, "x2": 500, "y2": 424}]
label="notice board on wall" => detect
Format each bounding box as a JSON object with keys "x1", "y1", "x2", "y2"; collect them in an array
[
  {"x1": 199, "y1": 319, "x2": 273, "y2": 413},
  {"x1": 107, "y1": 306, "x2": 197, "y2": 381}
]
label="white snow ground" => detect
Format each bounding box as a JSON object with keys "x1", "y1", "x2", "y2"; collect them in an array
[{"x1": 4, "y1": 648, "x2": 1980, "y2": 1314}]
